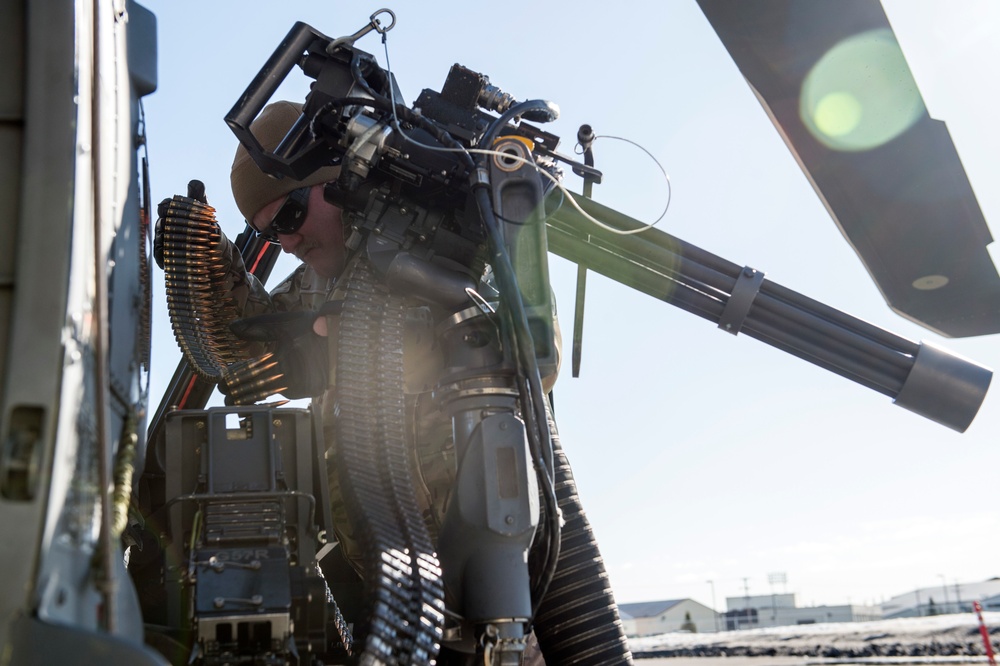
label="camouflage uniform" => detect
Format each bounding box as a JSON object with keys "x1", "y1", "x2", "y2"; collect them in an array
[
  {"x1": 222, "y1": 100, "x2": 559, "y2": 663},
  {"x1": 217, "y1": 236, "x2": 460, "y2": 572}
]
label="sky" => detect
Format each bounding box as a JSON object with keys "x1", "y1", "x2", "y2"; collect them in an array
[{"x1": 139, "y1": 1, "x2": 1000, "y2": 611}]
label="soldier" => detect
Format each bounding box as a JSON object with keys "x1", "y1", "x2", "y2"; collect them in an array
[
  {"x1": 156, "y1": 99, "x2": 586, "y2": 665},
  {"x1": 216, "y1": 101, "x2": 452, "y2": 576}
]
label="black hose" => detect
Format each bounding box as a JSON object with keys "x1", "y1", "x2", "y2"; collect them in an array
[
  {"x1": 532, "y1": 403, "x2": 634, "y2": 665},
  {"x1": 480, "y1": 98, "x2": 559, "y2": 149},
  {"x1": 472, "y1": 184, "x2": 562, "y2": 612}
]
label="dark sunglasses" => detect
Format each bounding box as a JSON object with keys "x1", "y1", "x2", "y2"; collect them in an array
[{"x1": 254, "y1": 186, "x2": 311, "y2": 243}]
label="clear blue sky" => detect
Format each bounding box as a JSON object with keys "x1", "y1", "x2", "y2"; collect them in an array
[{"x1": 141, "y1": 1, "x2": 1000, "y2": 609}]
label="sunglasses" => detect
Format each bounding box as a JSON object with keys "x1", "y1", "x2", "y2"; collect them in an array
[{"x1": 254, "y1": 186, "x2": 311, "y2": 243}]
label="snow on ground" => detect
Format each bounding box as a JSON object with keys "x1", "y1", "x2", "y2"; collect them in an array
[{"x1": 630, "y1": 613, "x2": 1000, "y2": 660}]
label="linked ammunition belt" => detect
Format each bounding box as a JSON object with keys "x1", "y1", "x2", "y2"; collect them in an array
[
  {"x1": 334, "y1": 258, "x2": 446, "y2": 663},
  {"x1": 160, "y1": 196, "x2": 254, "y2": 380}
]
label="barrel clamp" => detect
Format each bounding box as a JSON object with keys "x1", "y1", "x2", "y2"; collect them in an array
[{"x1": 719, "y1": 266, "x2": 764, "y2": 335}]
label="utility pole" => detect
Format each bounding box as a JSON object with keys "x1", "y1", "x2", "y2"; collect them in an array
[
  {"x1": 707, "y1": 580, "x2": 719, "y2": 632},
  {"x1": 939, "y1": 575, "x2": 950, "y2": 614},
  {"x1": 768, "y1": 572, "x2": 786, "y2": 628},
  {"x1": 743, "y1": 577, "x2": 751, "y2": 629}
]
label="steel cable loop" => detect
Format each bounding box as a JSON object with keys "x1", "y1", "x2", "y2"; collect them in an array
[
  {"x1": 335, "y1": 258, "x2": 445, "y2": 664},
  {"x1": 160, "y1": 195, "x2": 255, "y2": 381}
]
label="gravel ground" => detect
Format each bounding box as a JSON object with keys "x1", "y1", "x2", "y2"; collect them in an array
[{"x1": 629, "y1": 613, "x2": 1000, "y2": 661}]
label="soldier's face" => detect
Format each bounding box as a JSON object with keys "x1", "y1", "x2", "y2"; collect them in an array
[{"x1": 253, "y1": 185, "x2": 347, "y2": 279}]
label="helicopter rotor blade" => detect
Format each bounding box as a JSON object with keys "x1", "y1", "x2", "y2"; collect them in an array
[{"x1": 696, "y1": 0, "x2": 1000, "y2": 338}]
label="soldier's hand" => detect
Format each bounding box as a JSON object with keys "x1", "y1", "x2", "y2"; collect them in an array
[
  {"x1": 218, "y1": 334, "x2": 328, "y2": 405},
  {"x1": 186, "y1": 179, "x2": 208, "y2": 205},
  {"x1": 219, "y1": 310, "x2": 333, "y2": 404},
  {"x1": 153, "y1": 179, "x2": 209, "y2": 270}
]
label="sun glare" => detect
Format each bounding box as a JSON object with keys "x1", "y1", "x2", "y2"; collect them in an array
[{"x1": 800, "y1": 28, "x2": 925, "y2": 152}]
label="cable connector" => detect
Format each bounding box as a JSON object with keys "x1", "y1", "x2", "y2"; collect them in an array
[{"x1": 469, "y1": 165, "x2": 491, "y2": 190}]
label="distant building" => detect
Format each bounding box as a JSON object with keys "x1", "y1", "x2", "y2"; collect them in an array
[
  {"x1": 621, "y1": 578, "x2": 1000, "y2": 638},
  {"x1": 724, "y1": 593, "x2": 880, "y2": 630},
  {"x1": 881, "y1": 579, "x2": 1000, "y2": 618},
  {"x1": 618, "y1": 599, "x2": 720, "y2": 637}
]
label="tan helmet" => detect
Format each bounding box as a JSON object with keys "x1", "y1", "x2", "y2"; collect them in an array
[{"x1": 230, "y1": 100, "x2": 341, "y2": 222}]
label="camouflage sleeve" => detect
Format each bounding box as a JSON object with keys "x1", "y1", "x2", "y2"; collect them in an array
[
  {"x1": 215, "y1": 233, "x2": 283, "y2": 318},
  {"x1": 215, "y1": 231, "x2": 333, "y2": 317},
  {"x1": 210, "y1": 233, "x2": 326, "y2": 364}
]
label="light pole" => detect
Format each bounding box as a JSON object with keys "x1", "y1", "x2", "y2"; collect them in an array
[
  {"x1": 768, "y1": 572, "x2": 787, "y2": 627},
  {"x1": 939, "y1": 575, "x2": 950, "y2": 614},
  {"x1": 707, "y1": 580, "x2": 720, "y2": 632},
  {"x1": 743, "y1": 577, "x2": 752, "y2": 630}
]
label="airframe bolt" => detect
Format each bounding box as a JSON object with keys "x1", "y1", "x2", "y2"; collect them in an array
[{"x1": 505, "y1": 515, "x2": 514, "y2": 525}]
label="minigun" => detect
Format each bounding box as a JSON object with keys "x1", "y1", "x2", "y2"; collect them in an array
[{"x1": 139, "y1": 9, "x2": 991, "y2": 666}]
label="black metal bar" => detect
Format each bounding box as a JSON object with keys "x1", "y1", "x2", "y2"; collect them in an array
[
  {"x1": 572, "y1": 264, "x2": 587, "y2": 378},
  {"x1": 225, "y1": 22, "x2": 325, "y2": 155},
  {"x1": 742, "y1": 314, "x2": 903, "y2": 397},
  {"x1": 763, "y1": 278, "x2": 920, "y2": 356},
  {"x1": 752, "y1": 289, "x2": 914, "y2": 375}
]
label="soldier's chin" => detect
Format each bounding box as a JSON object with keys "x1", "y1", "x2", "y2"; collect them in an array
[{"x1": 308, "y1": 254, "x2": 340, "y2": 279}]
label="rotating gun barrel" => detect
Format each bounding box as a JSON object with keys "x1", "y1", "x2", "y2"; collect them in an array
[{"x1": 546, "y1": 191, "x2": 992, "y2": 433}]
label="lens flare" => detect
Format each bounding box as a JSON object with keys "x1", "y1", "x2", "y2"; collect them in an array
[
  {"x1": 814, "y1": 91, "x2": 863, "y2": 138},
  {"x1": 801, "y1": 28, "x2": 925, "y2": 152}
]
